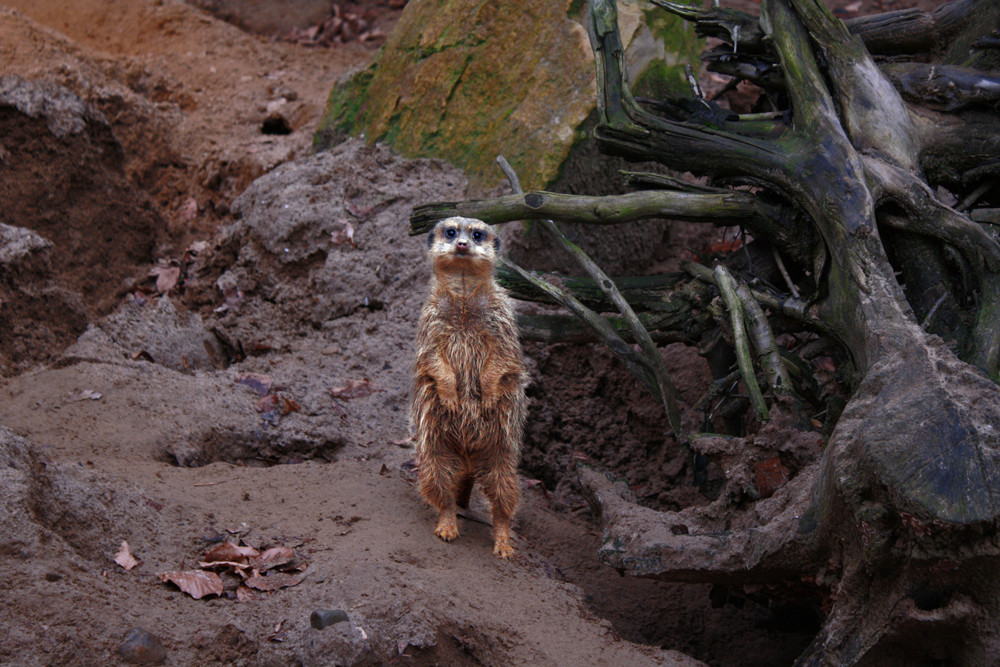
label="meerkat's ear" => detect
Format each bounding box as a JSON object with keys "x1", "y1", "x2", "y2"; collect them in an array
[
  {"x1": 427, "y1": 228, "x2": 435, "y2": 248},
  {"x1": 493, "y1": 234, "x2": 501, "y2": 253}
]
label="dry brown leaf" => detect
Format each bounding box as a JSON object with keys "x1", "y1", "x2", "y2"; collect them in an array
[
  {"x1": 187, "y1": 240, "x2": 210, "y2": 255},
  {"x1": 330, "y1": 221, "x2": 355, "y2": 247},
  {"x1": 268, "y1": 619, "x2": 287, "y2": 642},
  {"x1": 114, "y1": 541, "x2": 139, "y2": 570},
  {"x1": 256, "y1": 394, "x2": 280, "y2": 413},
  {"x1": 250, "y1": 547, "x2": 295, "y2": 573},
  {"x1": 158, "y1": 570, "x2": 223, "y2": 599},
  {"x1": 244, "y1": 570, "x2": 307, "y2": 591},
  {"x1": 236, "y1": 585, "x2": 257, "y2": 602},
  {"x1": 199, "y1": 560, "x2": 250, "y2": 571},
  {"x1": 203, "y1": 542, "x2": 259, "y2": 564},
  {"x1": 234, "y1": 372, "x2": 273, "y2": 397},
  {"x1": 180, "y1": 197, "x2": 199, "y2": 221},
  {"x1": 329, "y1": 378, "x2": 381, "y2": 400},
  {"x1": 753, "y1": 456, "x2": 790, "y2": 499},
  {"x1": 151, "y1": 265, "x2": 181, "y2": 294}
]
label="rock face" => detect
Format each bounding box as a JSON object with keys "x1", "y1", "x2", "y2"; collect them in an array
[
  {"x1": 0, "y1": 222, "x2": 88, "y2": 375},
  {"x1": 0, "y1": 76, "x2": 163, "y2": 313},
  {"x1": 0, "y1": 75, "x2": 165, "y2": 373},
  {"x1": 316, "y1": 0, "x2": 702, "y2": 192}
]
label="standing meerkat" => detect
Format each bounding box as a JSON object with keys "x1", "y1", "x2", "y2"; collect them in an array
[{"x1": 411, "y1": 217, "x2": 527, "y2": 558}]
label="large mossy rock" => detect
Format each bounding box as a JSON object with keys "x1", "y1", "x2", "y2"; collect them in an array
[{"x1": 315, "y1": 0, "x2": 702, "y2": 192}]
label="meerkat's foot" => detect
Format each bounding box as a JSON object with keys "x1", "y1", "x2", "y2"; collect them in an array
[
  {"x1": 434, "y1": 514, "x2": 460, "y2": 542},
  {"x1": 493, "y1": 539, "x2": 515, "y2": 559}
]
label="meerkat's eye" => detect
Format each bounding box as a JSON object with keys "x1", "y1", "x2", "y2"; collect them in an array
[
  {"x1": 472, "y1": 230, "x2": 483, "y2": 242},
  {"x1": 445, "y1": 228, "x2": 456, "y2": 239}
]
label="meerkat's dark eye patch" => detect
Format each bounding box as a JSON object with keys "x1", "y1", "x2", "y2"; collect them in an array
[
  {"x1": 445, "y1": 228, "x2": 457, "y2": 239},
  {"x1": 472, "y1": 230, "x2": 483, "y2": 243}
]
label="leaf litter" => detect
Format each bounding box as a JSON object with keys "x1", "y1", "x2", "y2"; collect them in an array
[
  {"x1": 330, "y1": 378, "x2": 381, "y2": 400},
  {"x1": 158, "y1": 540, "x2": 308, "y2": 600},
  {"x1": 114, "y1": 541, "x2": 140, "y2": 570}
]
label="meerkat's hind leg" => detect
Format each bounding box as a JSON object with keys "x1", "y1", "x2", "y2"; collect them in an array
[
  {"x1": 477, "y1": 455, "x2": 520, "y2": 559},
  {"x1": 419, "y1": 448, "x2": 463, "y2": 542}
]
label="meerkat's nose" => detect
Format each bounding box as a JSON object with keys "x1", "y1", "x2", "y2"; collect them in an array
[{"x1": 456, "y1": 239, "x2": 469, "y2": 249}]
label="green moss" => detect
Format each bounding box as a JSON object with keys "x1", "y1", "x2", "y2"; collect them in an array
[
  {"x1": 313, "y1": 65, "x2": 376, "y2": 151},
  {"x1": 632, "y1": 59, "x2": 687, "y2": 101},
  {"x1": 314, "y1": 0, "x2": 706, "y2": 191},
  {"x1": 634, "y1": 2, "x2": 703, "y2": 100}
]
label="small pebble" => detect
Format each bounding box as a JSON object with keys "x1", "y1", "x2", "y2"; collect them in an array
[
  {"x1": 120, "y1": 627, "x2": 167, "y2": 665},
  {"x1": 310, "y1": 609, "x2": 349, "y2": 630}
]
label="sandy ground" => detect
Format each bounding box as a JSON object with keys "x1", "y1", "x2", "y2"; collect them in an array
[{"x1": 0, "y1": 0, "x2": 933, "y2": 664}]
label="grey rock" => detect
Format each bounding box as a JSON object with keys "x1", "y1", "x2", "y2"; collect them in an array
[{"x1": 120, "y1": 627, "x2": 167, "y2": 665}]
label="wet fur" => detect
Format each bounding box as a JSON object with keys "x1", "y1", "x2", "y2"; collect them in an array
[{"x1": 411, "y1": 217, "x2": 527, "y2": 558}]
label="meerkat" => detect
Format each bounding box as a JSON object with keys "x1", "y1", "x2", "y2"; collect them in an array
[{"x1": 411, "y1": 217, "x2": 527, "y2": 558}]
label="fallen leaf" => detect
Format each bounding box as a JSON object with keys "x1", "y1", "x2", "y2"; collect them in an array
[
  {"x1": 151, "y1": 265, "x2": 181, "y2": 294},
  {"x1": 158, "y1": 570, "x2": 224, "y2": 599},
  {"x1": 180, "y1": 197, "x2": 199, "y2": 221},
  {"x1": 115, "y1": 541, "x2": 140, "y2": 570},
  {"x1": 329, "y1": 378, "x2": 381, "y2": 400},
  {"x1": 203, "y1": 542, "x2": 259, "y2": 564},
  {"x1": 250, "y1": 547, "x2": 296, "y2": 573},
  {"x1": 235, "y1": 372, "x2": 273, "y2": 397},
  {"x1": 199, "y1": 559, "x2": 250, "y2": 572},
  {"x1": 245, "y1": 570, "x2": 307, "y2": 591},
  {"x1": 257, "y1": 394, "x2": 280, "y2": 413},
  {"x1": 279, "y1": 396, "x2": 301, "y2": 415},
  {"x1": 187, "y1": 240, "x2": 210, "y2": 255},
  {"x1": 330, "y1": 221, "x2": 355, "y2": 247},
  {"x1": 754, "y1": 456, "x2": 790, "y2": 498},
  {"x1": 706, "y1": 238, "x2": 743, "y2": 255},
  {"x1": 67, "y1": 389, "x2": 103, "y2": 402},
  {"x1": 236, "y1": 585, "x2": 257, "y2": 602},
  {"x1": 269, "y1": 620, "x2": 288, "y2": 642}
]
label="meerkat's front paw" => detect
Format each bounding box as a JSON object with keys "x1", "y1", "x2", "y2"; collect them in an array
[
  {"x1": 492, "y1": 539, "x2": 515, "y2": 559},
  {"x1": 434, "y1": 516, "x2": 460, "y2": 542}
]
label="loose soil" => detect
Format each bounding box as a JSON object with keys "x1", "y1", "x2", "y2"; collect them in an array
[{"x1": 0, "y1": 1, "x2": 940, "y2": 665}]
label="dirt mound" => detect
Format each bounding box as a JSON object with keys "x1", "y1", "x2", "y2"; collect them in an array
[{"x1": 0, "y1": 76, "x2": 163, "y2": 371}]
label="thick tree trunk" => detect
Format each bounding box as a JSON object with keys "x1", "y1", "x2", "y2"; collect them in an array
[{"x1": 576, "y1": 0, "x2": 1000, "y2": 664}]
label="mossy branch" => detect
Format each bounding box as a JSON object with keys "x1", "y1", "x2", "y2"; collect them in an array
[
  {"x1": 496, "y1": 155, "x2": 684, "y2": 437},
  {"x1": 409, "y1": 189, "x2": 762, "y2": 235},
  {"x1": 735, "y1": 281, "x2": 793, "y2": 393},
  {"x1": 714, "y1": 265, "x2": 769, "y2": 422}
]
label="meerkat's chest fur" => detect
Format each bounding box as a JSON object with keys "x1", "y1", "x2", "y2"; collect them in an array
[{"x1": 421, "y1": 287, "x2": 509, "y2": 402}]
